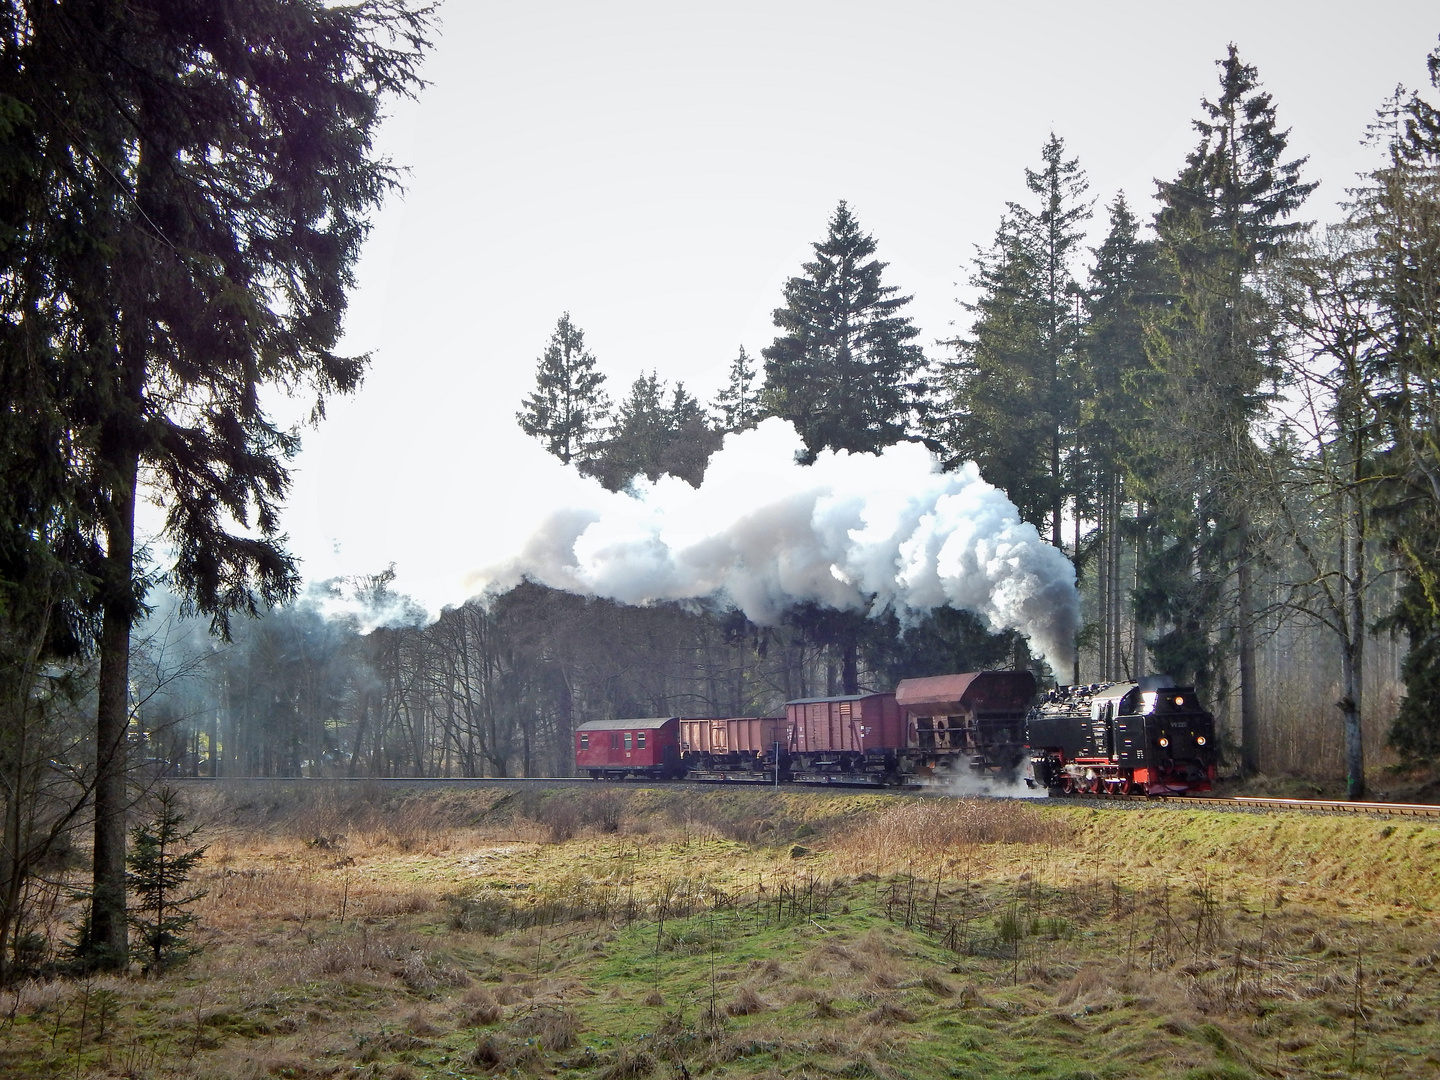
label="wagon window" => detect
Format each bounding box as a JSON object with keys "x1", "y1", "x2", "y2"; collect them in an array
[
  {"x1": 611, "y1": 732, "x2": 620, "y2": 750},
  {"x1": 580, "y1": 733, "x2": 589, "y2": 750},
  {"x1": 624, "y1": 732, "x2": 633, "y2": 750},
  {"x1": 637, "y1": 731, "x2": 646, "y2": 749}
]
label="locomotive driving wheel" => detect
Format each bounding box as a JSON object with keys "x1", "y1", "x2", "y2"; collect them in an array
[
  {"x1": 1113, "y1": 777, "x2": 1130, "y2": 796},
  {"x1": 1061, "y1": 776, "x2": 1077, "y2": 795}
]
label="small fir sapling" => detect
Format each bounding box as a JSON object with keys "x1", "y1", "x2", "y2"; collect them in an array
[{"x1": 126, "y1": 788, "x2": 208, "y2": 973}]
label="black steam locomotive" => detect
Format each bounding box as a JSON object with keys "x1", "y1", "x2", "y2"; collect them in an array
[{"x1": 1027, "y1": 675, "x2": 1217, "y2": 795}]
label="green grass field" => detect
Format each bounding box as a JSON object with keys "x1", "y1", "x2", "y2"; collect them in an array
[{"x1": 3, "y1": 784, "x2": 1438, "y2": 1079}]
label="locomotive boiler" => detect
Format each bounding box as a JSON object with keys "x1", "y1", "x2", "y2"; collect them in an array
[{"x1": 1027, "y1": 675, "x2": 1217, "y2": 795}]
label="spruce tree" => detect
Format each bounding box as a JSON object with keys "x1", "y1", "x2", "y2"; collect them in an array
[
  {"x1": 517, "y1": 313, "x2": 611, "y2": 466},
  {"x1": 1016, "y1": 134, "x2": 1092, "y2": 548},
  {"x1": 761, "y1": 202, "x2": 926, "y2": 460},
  {"x1": 126, "y1": 788, "x2": 207, "y2": 974},
  {"x1": 1352, "y1": 42, "x2": 1440, "y2": 771},
  {"x1": 712, "y1": 346, "x2": 762, "y2": 432},
  {"x1": 930, "y1": 221, "x2": 1052, "y2": 528},
  {"x1": 1142, "y1": 44, "x2": 1314, "y2": 769},
  {"x1": 1077, "y1": 195, "x2": 1158, "y2": 681},
  {"x1": 931, "y1": 135, "x2": 1090, "y2": 545},
  {"x1": 0, "y1": 0, "x2": 432, "y2": 967},
  {"x1": 588, "y1": 374, "x2": 719, "y2": 489},
  {"x1": 658, "y1": 382, "x2": 721, "y2": 485}
]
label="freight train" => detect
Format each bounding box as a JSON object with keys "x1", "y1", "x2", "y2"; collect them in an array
[{"x1": 573, "y1": 671, "x2": 1218, "y2": 796}]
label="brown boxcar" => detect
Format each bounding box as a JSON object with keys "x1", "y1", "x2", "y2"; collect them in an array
[
  {"x1": 575, "y1": 717, "x2": 682, "y2": 779},
  {"x1": 895, "y1": 671, "x2": 1037, "y2": 777},
  {"x1": 784, "y1": 693, "x2": 905, "y2": 784},
  {"x1": 679, "y1": 716, "x2": 784, "y2": 779}
]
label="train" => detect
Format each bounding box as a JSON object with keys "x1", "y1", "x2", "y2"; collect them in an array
[{"x1": 573, "y1": 671, "x2": 1218, "y2": 796}]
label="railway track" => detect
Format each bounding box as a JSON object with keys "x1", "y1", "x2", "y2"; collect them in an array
[
  {"x1": 1044, "y1": 791, "x2": 1440, "y2": 818},
  {"x1": 166, "y1": 776, "x2": 1440, "y2": 817},
  {"x1": 1167, "y1": 794, "x2": 1440, "y2": 817}
]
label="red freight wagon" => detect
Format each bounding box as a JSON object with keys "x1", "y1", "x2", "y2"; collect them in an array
[
  {"x1": 575, "y1": 717, "x2": 682, "y2": 780},
  {"x1": 679, "y1": 717, "x2": 784, "y2": 780},
  {"x1": 894, "y1": 671, "x2": 1037, "y2": 778},
  {"x1": 784, "y1": 693, "x2": 904, "y2": 784}
]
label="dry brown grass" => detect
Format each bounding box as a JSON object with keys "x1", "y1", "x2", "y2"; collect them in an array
[
  {"x1": 6, "y1": 783, "x2": 1439, "y2": 1080},
  {"x1": 830, "y1": 798, "x2": 1070, "y2": 873},
  {"x1": 725, "y1": 984, "x2": 769, "y2": 1016}
]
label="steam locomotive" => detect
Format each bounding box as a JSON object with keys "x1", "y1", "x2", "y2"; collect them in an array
[{"x1": 574, "y1": 671, "x2": 1218, "y2": 796}]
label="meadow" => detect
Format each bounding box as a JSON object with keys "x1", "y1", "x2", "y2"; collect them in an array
[{"x1": 3, "y1": 782, "x2": 1438, "y2": 1079}]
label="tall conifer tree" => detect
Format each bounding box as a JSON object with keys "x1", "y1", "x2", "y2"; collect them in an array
[
  {"x1": 713, "y1": 346, "x2": 761, "y2": 432},
  {"x1": 1078, "y1": 195, "x2": 1157, "y2": 680},
  {"x1": 1352, "y1": 43, "x2": 1440, "y2": 772},
  {"x1": 588, "y1": 374, "x2": 719, "y2": 490},
  {"x1": 1142, "y1": 45, "x2": 1314, "y2": 771},
  {"x1": 517, "y1": 313, "x2": 610, "y2": 466},
  {"x1": 931, "y1": 135, "x2": 1090, "y2": 547},
  {"x1": 0, "y1": 0, "x2": 432, "y2": 967},
  {"x1": 930, "y1": 221, "x2": 1052, "y2": 527},
  {"x1": 761, "y1": 202, "x2": 925, "y2": 460}
]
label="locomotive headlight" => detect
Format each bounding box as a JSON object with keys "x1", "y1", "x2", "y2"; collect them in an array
[
  {"x1": 1196, "y1": 736, "x2": 1207, "y2": 746},
  {"x1": 1158, "y1": 737, "x2": 1170, "y2": 747},
  {"x1": 1174, "y1": 696, "x2": 1185, "y2": 706}
]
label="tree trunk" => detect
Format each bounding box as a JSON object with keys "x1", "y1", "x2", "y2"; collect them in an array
[
  {"x1": 1072, "y1": 500, "x2": 1082, "y2": 684},
  {"x1": 92, "y1": 446, "x2": 139, "y2": 971},
  {"x1": 1132, "y1": 509, "x2": 1146, "y2": 680},
  {"x1": 1342, "y1": 465, "x2": 1366, "y2": 801},
  {"x1": 1236, "y1": 520, "x2": 1259, "y2": 779}
]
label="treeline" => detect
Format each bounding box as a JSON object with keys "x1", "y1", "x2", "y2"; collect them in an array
[
  {"x1": 140, "y1": 40, "x2": 1440, "y2": 794},
  {"x1": 505, "y1": 43, "x2": 1440, "y2": 801},
  {"x1": 61, "y1": 39, "x2": 1440, "y2": 802},
  {"x1": 141, "y1": 579, "x2": 1020, "y2": 780}
]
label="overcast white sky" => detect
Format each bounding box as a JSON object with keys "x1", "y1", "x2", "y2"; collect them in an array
[{"x1": 277, "y1": 0, "x2": 1440, "y2": 603}]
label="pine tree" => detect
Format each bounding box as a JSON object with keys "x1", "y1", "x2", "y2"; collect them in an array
[
  {"x1": 931, "y1": 135, "x2": 1090, "y2": 546},
  {"x1": 126, "y1": 788, "x2": 207, "y2": 973},
  {"x1": 658, "y1": 381, "x2": 721, "y2": 485},
  {"x1": 930, "y1": 220, "x2": 1052, "y2": 527},
  {"x1": 1077, "y1": 195, "x2": 1158, "y2": 681},
  {"x1": 1017, "y1": 134, "x2": 1092, "y2": 548},
  {"x1": 517, "y1": 313, "x2": 611, "y2": 466},
  {"x1": 712, "y1": 346, "x2": 761, "y2": 432},
  {"x1": 0, "y1": 0, "x2": 432, "y2": 967},
  {"x1": 588, "y1": 374, "x2": 720, "y2": 490},
  {"x1": 761, "y1": 202, "x2": 926, "y2": 460},
  {"x1": 1351, "y1": 43, "x2": 1440, "y2": 770},
  {"x1": 1142, "y1": 44, "x2": 1314, "y2": 770}
]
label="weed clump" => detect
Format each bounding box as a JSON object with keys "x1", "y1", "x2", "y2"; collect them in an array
[
  {"x1": 510, "y1": 1006, "x2": 580, "y2": 1050},
  {"x1": 463, "y1": 987, "x2": 503, "y2": 1025},
  {"x1": 725, "y1": 984, "x2": 769, "y2": 1016},
  {"x1": 598, "y1": 1048, "x2": 656, "y2": 1079}
]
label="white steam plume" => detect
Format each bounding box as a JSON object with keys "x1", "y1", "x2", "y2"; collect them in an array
[{"x1": 466, "y1": 419, "x2": 1078, "y2": 668}]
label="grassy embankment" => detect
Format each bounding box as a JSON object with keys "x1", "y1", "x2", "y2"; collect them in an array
[{"x1": 3, "y1": 783, "x2": 1439, "y2": 1079}]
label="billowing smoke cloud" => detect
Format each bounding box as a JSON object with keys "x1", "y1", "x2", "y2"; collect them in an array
[{"x1": 467, "y1": 419, "x2": 1078, "y2": 668}]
